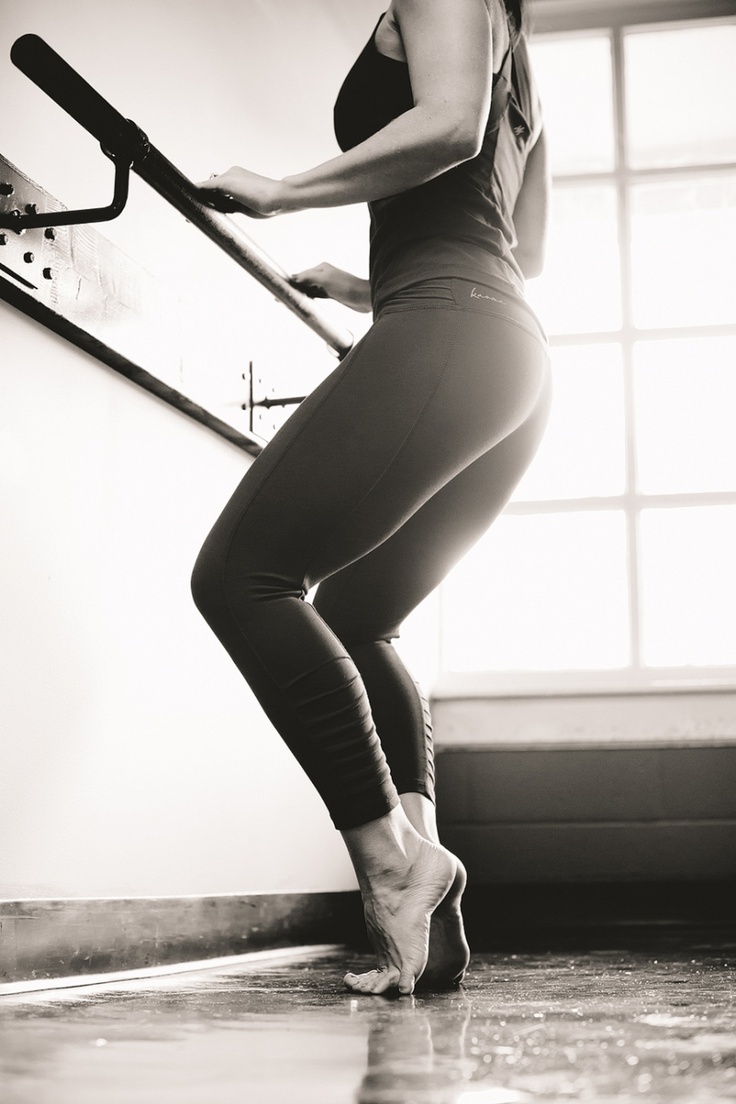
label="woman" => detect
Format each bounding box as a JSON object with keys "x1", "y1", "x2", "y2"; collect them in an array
[{"x1": 193, "y1": 0, "x2": 550, "y2": 996}]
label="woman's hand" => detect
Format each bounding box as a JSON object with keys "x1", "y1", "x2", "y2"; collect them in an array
[
  {"x1": 290, "y1": 263, "x2": 372, "y2": 313},
  {"x1": 196, "y1": 167, "x2": 285, "y2": 218}
]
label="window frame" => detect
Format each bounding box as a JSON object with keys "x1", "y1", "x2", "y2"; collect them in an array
[{"x1": 434, "y1": 0, "x2": 736, "y2": 699}]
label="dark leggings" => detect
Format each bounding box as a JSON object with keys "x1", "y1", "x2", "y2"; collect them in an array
[{"x1": 191, "y1": 277, "x2": 551, "y2": 830}]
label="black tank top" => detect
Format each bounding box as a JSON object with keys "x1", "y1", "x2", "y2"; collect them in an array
[{"x1": 334, "y1": 13, "x2": 541, "y2": 312}]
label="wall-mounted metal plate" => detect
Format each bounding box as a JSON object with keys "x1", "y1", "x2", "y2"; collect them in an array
[{"x1": 0, "y1": 154, "x2": 264, "y2": 455}]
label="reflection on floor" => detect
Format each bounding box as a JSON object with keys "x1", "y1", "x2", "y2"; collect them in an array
[{"x1": 1, "y1": 944, "x2": 735, "y2": 1103}]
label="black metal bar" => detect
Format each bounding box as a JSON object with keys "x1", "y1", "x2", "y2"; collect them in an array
[
  {"x1": 8, "y1": 34, "x2": 354, "y2": 359},
  {"x1": 10, "y1": 35, "x2": 144, "y2": 158}
]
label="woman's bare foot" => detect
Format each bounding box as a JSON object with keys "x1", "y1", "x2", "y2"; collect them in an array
[
  {"x1": 342, "y1": 808, "x2": 457, "y2": 996},
  {"x1": 401, "y1": 793, "x2": 470, "y2": 990},
  {"x1": 416, "y1": 858, "x2": 470, "y2": 990}
]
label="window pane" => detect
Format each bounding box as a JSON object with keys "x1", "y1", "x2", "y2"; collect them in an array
[
  {"x1": 442, "y1": 512, "x2": 630, "y2": 671},
  {"x1": 512, "y1": 343, "x2": 625, "y2": 501},
  {"x1": 625, "y1": 23, "x2": 736, "y2": 169},
  {"x1": 529, "y1": 33, "x2": 615, "y2": 175},
  {"x1": 640, "y1": 506, "x2": 736, "y2": 666},
  {"x1": 527, "y1": 185, "x2": 621, "y2": 335},
  {"x1": 630, "y1": 175, "x2": 736, "y2": 329},
  {"x1": 634, "y1": 336, "x2": 736, "y2": 495}
]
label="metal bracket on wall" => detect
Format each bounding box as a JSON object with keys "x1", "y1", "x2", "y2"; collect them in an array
[
  {"x1": 0, "y1": 138, "x2": 142, "y2": 231},
  {"x1": 242, "y1": 361, "x2": 307, "y2": 439}
]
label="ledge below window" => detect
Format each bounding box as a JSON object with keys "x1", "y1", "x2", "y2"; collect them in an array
[
  {"x1": 432, "y1": 668, "x2": 736, "y2": 701},
  {"x1": 430, "y1": 688, "x2": 736, "y2": 751}
]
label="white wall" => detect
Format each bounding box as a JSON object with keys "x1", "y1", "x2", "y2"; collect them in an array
[
  {"x1": 0, "y1": 309, "x2": 359, "y2": 898},
  {"x1": 0, "y1": 0, "x2": 387, "y2": 900}
]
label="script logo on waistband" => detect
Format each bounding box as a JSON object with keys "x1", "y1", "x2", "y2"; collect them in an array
[{"x1": 470, "y1": 287, "x2": 505, "y2": 304}]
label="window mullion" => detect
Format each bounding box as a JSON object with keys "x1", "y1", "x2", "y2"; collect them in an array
[{"x1": 611, "y1": 24, "x2": 642, "y2": 672}]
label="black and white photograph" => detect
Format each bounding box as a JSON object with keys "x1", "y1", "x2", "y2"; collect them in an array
[{"x1": 1, "y1": 0, "x2": 735, "y2": 1100}]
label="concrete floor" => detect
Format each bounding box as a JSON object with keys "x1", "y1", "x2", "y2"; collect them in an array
[{"x1": 1, "y1": 944, "x2": 735, "y2": 1104}]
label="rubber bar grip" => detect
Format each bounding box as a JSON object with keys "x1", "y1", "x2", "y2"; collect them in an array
[{"x1": 11, "y1": 34, "x2": 134, "y2": 155}]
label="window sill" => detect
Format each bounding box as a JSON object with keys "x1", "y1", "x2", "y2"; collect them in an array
[
  {"x1": 432, "y1": 667, "x2": 736, "y2": 701},
  {"x1": 430, "y1": 686, "x2": 736, "y2": 751}
]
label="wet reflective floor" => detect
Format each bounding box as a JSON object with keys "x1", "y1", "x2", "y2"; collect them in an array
[{"x1": 1, "y1": 945, "x2": 735, "y2": 1103}]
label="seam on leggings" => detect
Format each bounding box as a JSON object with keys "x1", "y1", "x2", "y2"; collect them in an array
[
  {"x1": 281, "y1": 653, "x2": 353, "y2": 692},
  {"x1": 304, "y1": 310, "x2": 462, "y2": 584}
]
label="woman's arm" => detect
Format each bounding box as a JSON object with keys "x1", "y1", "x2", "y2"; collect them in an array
[
  {"x1": 198, "y1": 0, "x2": 494, "y2": 217},
  {"x1": 511, "y1": 127, "x2": 550, "y2": 279},
  {"x1": 291, "y1": 263, "x2": 372, "y2": 312}
]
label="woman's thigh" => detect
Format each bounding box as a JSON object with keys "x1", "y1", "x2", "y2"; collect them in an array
[{"x1": 313, "y1": 367, "x2": 552, "y2": 642}]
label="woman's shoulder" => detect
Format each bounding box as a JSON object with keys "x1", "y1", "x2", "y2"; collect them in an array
[
  {"x1": 374, "y1": 6, "x2": 405, "y2": 63},
  {"x1": 380, "y1": 0, "x2": 512, "y2": 73}
]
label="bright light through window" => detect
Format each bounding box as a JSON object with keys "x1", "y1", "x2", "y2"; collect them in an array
[
  {"x1": 530, "y1": 33, "x2": 615, "y2": 175},
  {"x1": 640, "y1": 506, "x2": 736, "y2": 667},
  {"x1": 439, "y1": 11, "x2": 736, "y2": 689},
  {"x1": 512, "y1": 343, "x2": 625, "y2": 502},
  {"x1": 634, "y1": 337, "x2": 736, "y2": 495},
  {"x1": 526, "y1": 185, "x2": 621, "y2": 334},
  {"x1": 625, "y1": 24, "x2": 736, "y2": 169},
  {"x1": 442, "y1": 511, "x2": 630, "y2": 672},
  {"x1": 630, "y1": 175, "x2": 736, "y2": 329}
]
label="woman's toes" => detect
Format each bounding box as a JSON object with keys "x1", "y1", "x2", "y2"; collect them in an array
[
  {"x1": 344, "y1": 966, "x2": 405, "y2": 995},
  {"x1": 345, "y1": 969, "x2": 376, "y2": 992},
  {"x1": 398, "y1": 969, "x2": 416, "y2": 996},
  {"x1": 371, "y1": 967, "x2": 401, "y2": 995},
  {"x1": 344, "y1": 970, "x2": 365, "y2": 991}
]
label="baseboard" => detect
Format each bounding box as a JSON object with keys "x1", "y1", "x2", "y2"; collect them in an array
[
  {"x1": 3, "y1": 881, "x2": 733, "y2": 987},
  {"x1": 0, "y1": 891, "x2": 363, "y2": 986}
]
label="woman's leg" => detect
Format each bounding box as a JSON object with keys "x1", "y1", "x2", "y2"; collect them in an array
[
  {"x1": 315, "y1": 376, "x2": 551, "y2": 990},
  {"x1": 191, "y1": 302, "x2": 548, "y2": 991},
  {"x1": 314, "y1": 372, "x2": 551, "y2": 821}
]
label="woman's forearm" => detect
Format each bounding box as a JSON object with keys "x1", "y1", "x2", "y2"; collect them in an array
[
  {"x1": 341, "y1": 277, "x2": 372, "y2": 311},
  {"x1": 278, "y1": 105, "x2": 479, "y2": 214},
  {"x1": 291, "y1": 264, "x2": 372, "y2": 312},
  {"x1": 291, "y1": 267, "x2": 375, "y2": 315}
]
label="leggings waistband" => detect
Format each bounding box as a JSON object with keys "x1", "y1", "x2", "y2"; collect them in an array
[{"x1": 376, "y1": 277, "x2": 548, "y2": 347}]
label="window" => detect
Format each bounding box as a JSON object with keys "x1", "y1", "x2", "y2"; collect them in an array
[{"x1": 438, "y1": 4, "x2": 736, "y2": 694}]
